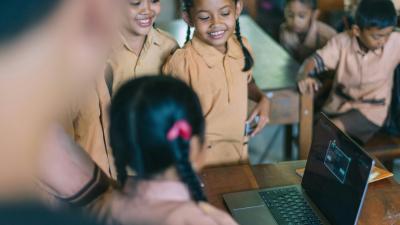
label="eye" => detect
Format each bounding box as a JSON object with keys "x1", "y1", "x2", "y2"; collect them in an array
[
  {"x1": 198, "y1": 13, "x2": 210, "y2": 21},
  {"x1": 130, "y1": 0, "x2": 140, "y2": 6},
  {"x1": 198, "y1": 16, "x2": 210, "y2": 21},
  {"x1": 221, "y1": 9, "x2": 231, "y2": 16},
  {"x1": 151, "y1": 0, "x2": 159, "y2": 3}
]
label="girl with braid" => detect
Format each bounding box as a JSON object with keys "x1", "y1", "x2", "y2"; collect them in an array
[
  {"x1": 95, "y1": 76, "x2": 237, "y2": 225},
  {"x1": 163, "y1": 0, "x2": 270, "y2": 166}
]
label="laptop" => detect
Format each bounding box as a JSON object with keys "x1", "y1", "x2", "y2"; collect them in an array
[{"x1": 223, "y1": 113, "x2": 374, "y2": 225}]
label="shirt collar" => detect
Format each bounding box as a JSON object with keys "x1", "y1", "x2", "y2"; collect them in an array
[
  {"x1": 351, "y1": 35, "x2": 383, "y2": 56},
  {"x1": 190, "y1": 36, "x2": 244, "y2": 68},
  {"x1": 120, "y1": 28, "x2": 161, "y2": 54},
  {"x1": 125, "y1": 180, "x2": 191, "y2": 202}
]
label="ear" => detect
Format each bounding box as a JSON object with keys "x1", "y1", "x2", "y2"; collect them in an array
[
  {"x1": 352, "y1": 24, "x2": 361, "y2": 37},
  {"x1": 182, "y1": 11, "x2": 194, "y2": 27},
  {"x1": 312, "y1": 9, "x2": 320, "y2": 21},
  {"x1": 188, "y1": 136, "x2": 207, "y2": 172},
  {"x1": 235, "y1": 0, "x2": 244, "y2": 19}
]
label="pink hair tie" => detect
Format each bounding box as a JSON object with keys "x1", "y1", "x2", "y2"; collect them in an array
[{"x1": 167, "y1": 120, "x2": 192, "y2": 141}]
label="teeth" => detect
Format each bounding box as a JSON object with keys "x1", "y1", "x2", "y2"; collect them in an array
[
  {"x1": 210, "y1": 31, "x2": 225, "y2": 37},
  {"x1": 138, "y1": 18, "x2": 151, "y2": 25}
]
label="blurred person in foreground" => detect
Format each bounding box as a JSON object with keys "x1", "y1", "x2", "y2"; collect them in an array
[{"x1": 0, "y1": 0, "x2": 116, "y2": 218}]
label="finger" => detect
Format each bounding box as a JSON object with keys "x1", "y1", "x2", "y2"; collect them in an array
[
  {"x1": 251, "y1": 116, "x2": 267, "y2": 137},
  {"x1": 247, "y1": 108, "x2": 258, "y2": 122}
]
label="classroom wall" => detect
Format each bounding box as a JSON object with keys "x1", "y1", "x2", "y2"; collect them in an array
[{"x1": 157, "y1": 1, "x2": 178, "y2": 23}]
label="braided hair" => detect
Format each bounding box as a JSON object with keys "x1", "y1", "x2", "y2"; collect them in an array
[
  {"x1": 182, "y1": 0, "x2": 254, "y2": 72},
  {"x1": 110, "y1": 76, "x2": 207, "y2": 202}
]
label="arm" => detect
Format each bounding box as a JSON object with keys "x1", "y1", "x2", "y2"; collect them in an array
[
  {"x1": 248, "y1": 79, "x2": 270, "y2": 137},
  {"x1": 297, "y1": 34, "x2": 342, "y2": 94}
]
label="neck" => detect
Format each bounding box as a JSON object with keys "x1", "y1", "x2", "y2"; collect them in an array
[
  {"x1": 356, "y1": 37, "x2": 370, "y2": 53},
  {"x1": 121, "y1": 29, "x2": 148, "y2": 55}
]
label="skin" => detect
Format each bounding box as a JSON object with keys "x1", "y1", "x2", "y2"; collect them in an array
[
  {"x1": 0, "y1": 0, "x2": 115, "y2": 199},
  {"x1": 297, "y1": 26, "x2": 395, "y2": 95},
  {"x1": 183, "y1": 0, "x2": 241, "y2": 54},
  {"x1": 121, "y1": 0, "x2": 161, "y2": 55},
  {"x1": 183, "y1": 0, "x2": 270, "y2": 136},
  {"x1": 284, "y1": 0, "x2": 316, "y2": 34}
]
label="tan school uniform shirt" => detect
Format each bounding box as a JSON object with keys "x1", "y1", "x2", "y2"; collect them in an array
[
  {"x1": 280, "y1": 20, "x2": 337, "y2": 62},
  {"x1": 108, "y1": 27, "x2": 179, "y2": 93},
  {"x1": 62, "y1": 76, "x2": 116, "y2": 179},
  {"x1": 91, "y1": 180, "x2": 239, "y2": 225},
  {"x1": 163, "y1": 36, "x2": 253, "y2": 167},
  {"x1": 314, "y1": 31, "x2": 400, "y2": 126}
]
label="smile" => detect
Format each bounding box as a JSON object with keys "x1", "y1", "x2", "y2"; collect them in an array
[
  {"x1": 208, "y1": 30, "x2": 226, "y2": 39},
  {"x1": 136, "y1": 18, "x2": 153, "y2": 28}
]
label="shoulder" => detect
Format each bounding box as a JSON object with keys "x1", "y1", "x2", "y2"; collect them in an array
[
  {"x1": 324, "y1": 32, "x2": 352, "y2": 48},
  {"x1": 388, "y1": 31, "x2": 400, "y2": 42},
  {"x1": 162, "y1": 45, "x2": 192, "y2": 79},
  {"x1": 315, "y1": 21, "x2": 337, "y2": 39},
  {"x1": 154, "y1": 28, "x2": 179, "y2": 49}
]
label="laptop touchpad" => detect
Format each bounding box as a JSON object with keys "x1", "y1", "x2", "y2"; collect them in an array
[{"x1": 233, "y1": 206, "x2": 278, "y2": 225}]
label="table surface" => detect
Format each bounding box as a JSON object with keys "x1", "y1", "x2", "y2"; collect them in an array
[
  {"x1": 200, "y1": 161, "x2": 400, "y2": 225},
  {"x1": 159, "y1": 15, "x2": 299, "y2": 91}
]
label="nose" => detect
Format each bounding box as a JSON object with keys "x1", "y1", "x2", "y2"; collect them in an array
[
  {"x1": 139, "y1": 1, "x2": 151, "y2": 14},
  {"x1": 211, "y1": 16, "x2": 222, "y2": 27}
]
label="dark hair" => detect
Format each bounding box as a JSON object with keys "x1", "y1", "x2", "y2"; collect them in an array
[
  {"x1": 0, "y1": 0, "x2": 62, "y2": 43},
  {"x1": 285, "y1": 0, "x2": 317, "y2": 10},
  {"x1": 182, "y1": 0, "x2": 254, "y2": 72},
  {"x1": 110, "y1": 76, "x2": 207, "y2": 202},
  {"x1": 355, "y1": 0, "x2": 397, "y2": 30}
]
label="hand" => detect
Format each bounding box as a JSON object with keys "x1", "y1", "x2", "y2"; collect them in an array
[
  {"x1": 248, "y1": 96, "x2": 270, "y2": 137},
  {"x1": 298, "y1": 77, "x2": 321, "y2": 94}
]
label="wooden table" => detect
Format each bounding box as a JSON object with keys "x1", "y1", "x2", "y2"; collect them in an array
[
  {"x1": 159, "y1": 16, "x2": 314, "y2": 160},
  {"x1": 200, "y1": 161, "x2": 400, "y2": 225}
]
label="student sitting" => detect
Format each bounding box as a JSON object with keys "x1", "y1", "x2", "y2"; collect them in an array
[
  {"x1": 280, "y1": 0, "x2": 336, "y2": 63},
  {"x1": 96, "y1": 76, "x2": 238, "y2": 225},
  {"x1": 298, "y1": 0, "x2": 400, "y2": 143}
]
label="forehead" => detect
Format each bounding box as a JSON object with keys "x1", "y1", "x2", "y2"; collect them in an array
[
  {"x1": 286, "y1": 1, "x2": 313, "y2": 12},
  {"x1": 191, "y1": 0, "x2": 236, "y2": 12},
  {"x1": 362, "y1": 26, "x2": 394, "y2": 35}
]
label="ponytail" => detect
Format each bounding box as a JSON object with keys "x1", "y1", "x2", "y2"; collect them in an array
[
  {"x1": 185, "y1": 25, "x2": 191, "y2": 44},
  {"x1": 235, "y1": 18, "x2": 254, "y2": 72},
  {"x1": 171, "y1": 139, "x2": 207, "y2": 202}
]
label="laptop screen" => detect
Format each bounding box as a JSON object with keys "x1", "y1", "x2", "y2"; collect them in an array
[{"x1": 302, "y1": 113, "x2": 374, "y2": 225}]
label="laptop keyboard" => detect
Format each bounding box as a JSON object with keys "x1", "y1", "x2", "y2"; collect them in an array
[{"x1": 259, "y1": 187, "x2": 323, "y2": 225}]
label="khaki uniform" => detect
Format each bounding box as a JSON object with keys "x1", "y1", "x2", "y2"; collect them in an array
[{"x1": 163, "y1": 36, "x2": 253, "y2": 166}]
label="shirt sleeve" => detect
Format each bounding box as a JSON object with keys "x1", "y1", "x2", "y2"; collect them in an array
[
  {"x1": 315, "y1": 34, "x2": 342, "y2": 71},
  {"x1": 162, "y1": 49, "x2": 191, "y2": 85}
]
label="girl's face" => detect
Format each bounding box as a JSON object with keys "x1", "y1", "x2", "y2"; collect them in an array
[
  {"x1": 123, "y1": 0, "x2": 161, "y2": 36},
  {"x1": 186, "y1": 0, "x2": 241, "y2": 53},
  {"x1": 284, "y1": 1, "x2": 313, "y2": 34}
]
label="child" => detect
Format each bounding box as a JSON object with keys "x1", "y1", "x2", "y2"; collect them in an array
[
  {"x1": 108, "y1": 0, "x2": 179, "y2": 93},
  {"x1": 100, "y1": 76, "x2": 238, "y2": 225},
  {"x1": 163, "y1": 0, "x2": 270, "y2": 167},
  {"x1": 298, "y1": 0, "x2": 400, "y2": 143},
  {"x1": 280, "y1": 0, "x2": 336, "y2": 63}
]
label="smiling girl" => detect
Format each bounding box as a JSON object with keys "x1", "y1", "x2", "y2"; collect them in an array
[
  {"x1": 163, "y1": 0, "x2": 270, "y2": 167},
  {"x1": 108, "y1": 0, "x2": 178, "y2": 93}
]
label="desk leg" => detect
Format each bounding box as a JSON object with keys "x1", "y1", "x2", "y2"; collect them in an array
[
  {"x1": 299, "y1": 93, "x2": 314, "y2": 160},
  {"x1": 284, "y1": 125, "x2": 293, "y2": 160}
]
